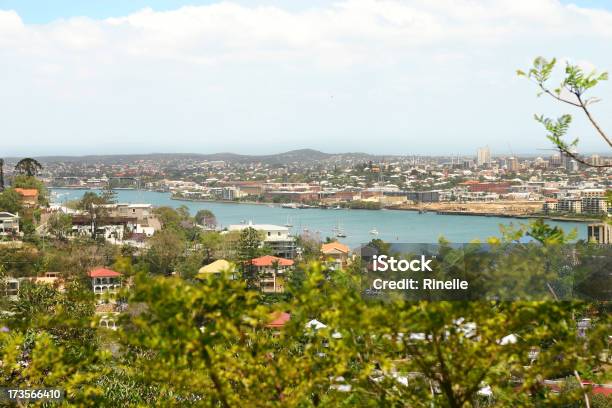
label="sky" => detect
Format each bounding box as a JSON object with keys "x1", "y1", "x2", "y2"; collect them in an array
[{"x1": 0, "y1": 0, "x2": 611, "y2": 156}]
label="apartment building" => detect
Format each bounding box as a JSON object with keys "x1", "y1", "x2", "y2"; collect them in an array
[
  {"x1": 228, "y1": 222, "x2": 297, "y2": 259},
  {"x1": 557, "y1": 198, "x2": 583, "y2": 214}
]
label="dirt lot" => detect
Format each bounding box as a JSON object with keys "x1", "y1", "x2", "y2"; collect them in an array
[{"x1": 392, "y1": 201, "x2": 544, "y2": 216}]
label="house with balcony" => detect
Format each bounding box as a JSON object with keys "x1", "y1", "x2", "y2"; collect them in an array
[
  {"x1": 0, "y1": 212, "x2": 19, "y2": 236},
  {"x1": 321, "y1": 241, "x2": 350, "y2": 270},
  {"x1": 228, "y1": 222, "x2": 297, "y2": 259},
  {"x1": 14, "y1": 188, "x2": 39, "y2": 207},
  {"x1": 88, "y1": 267, "x2": 122, "y2": 296},
  {"x1": 251, "y1": 255, "x2": 294, "y2": 293}
]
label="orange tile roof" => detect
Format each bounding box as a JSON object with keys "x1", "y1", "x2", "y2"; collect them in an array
[
  {"x1": 265, "y1": 311, "x2": 291, "y2": 328},
  {"x1": 14, "y1": 188, "x2": 38, "y2": 197},
  {"x1": 251, "y1": 255, "x2": 294, "y2": 267},
  {"x1": 321, "y1": 242, "x2": 350, "y2": 254},
  {"x1": 89, "y1": 267, "x2": 121, "y2": 278}
]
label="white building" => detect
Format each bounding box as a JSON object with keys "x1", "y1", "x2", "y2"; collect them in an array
[
  {"x1": 0, "y1": 212, "x2": 19, "y2": 235},
  {"x1": 227, "y1": 222, "x2": 297, "y2": 259}
]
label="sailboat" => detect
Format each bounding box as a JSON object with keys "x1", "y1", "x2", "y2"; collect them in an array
[
  {"x1": 285, "y1": 216, "x2": 293, "y2": 228},
  {"x1": 333, "y1": 221, "x2": 347, "y2": 238},
  {"x1": 369, "y1": 227, "x2": 379, "y2": 236}
]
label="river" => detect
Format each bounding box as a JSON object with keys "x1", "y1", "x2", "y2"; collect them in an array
[{"x1": 51, "y1": 189, "x2": 588, "y2": 247}]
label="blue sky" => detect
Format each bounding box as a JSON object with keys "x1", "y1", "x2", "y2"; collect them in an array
[
  {"x1": 0, "y1": 0, "x2": 611, "y2": 156},
  {"x1": 2, "y1": 0, "x2": 608, "y2": 23},
  {"x1": 0, "y1": 0, "x2": 337, "y2": 23}
]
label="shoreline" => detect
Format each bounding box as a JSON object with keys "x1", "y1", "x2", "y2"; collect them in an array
[
  {"x1": 51, "y1": 189, "x2": 597, "y2": 224},
  {"x1": 170, "y1": 196, "x2": 272, "y2": 206}
]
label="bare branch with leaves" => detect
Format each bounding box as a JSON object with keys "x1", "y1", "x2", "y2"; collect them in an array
[{"x1": 518, "y1": 57, "x2": 611, "y2": 167}]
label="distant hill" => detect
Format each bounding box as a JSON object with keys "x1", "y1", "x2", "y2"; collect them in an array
[{"x1": 19, "y1": 149, "x2": 383, "y2": 165}]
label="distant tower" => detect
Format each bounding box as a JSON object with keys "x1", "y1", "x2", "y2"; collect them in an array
[
  {"x1": 476, "y1": 146, "x2": 491, "y2": 167},
  {"x1": 0, "y1": 158, "x2": 4, "y2": 192}
]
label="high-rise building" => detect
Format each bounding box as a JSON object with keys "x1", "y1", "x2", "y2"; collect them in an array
[
  {"x1": 507, "y1": 157, "x2": 519, "y2": 172},
  {"x1": 476, "y1": 146, "x2": 491, "y2": 167},
  {"x1": 550, "y1": 154, "x2": 561, "y2": 167},
  {"x1": 563, "y1": 148, "x2": 579, "y2": 172},
  {"x1": 590, "y1": 154, "x2": 602, "y2": 167}
]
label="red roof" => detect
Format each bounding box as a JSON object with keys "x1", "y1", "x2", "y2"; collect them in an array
[
  {"x1": 251, "y1": 255, "x2": 294, "y2": 267},
  {"x1": 265, "y1": 312, "x2": 291, "y2": 328},
  {"x1": 88, "y1": 268, "x2": 121, "y2": 278}
]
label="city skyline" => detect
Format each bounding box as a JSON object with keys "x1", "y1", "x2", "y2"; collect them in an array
[{"x1": 1, "y1": 0, "x2": 612, "y2": 156}]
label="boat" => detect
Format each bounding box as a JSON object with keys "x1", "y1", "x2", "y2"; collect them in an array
[
  {"x1": 281, "y1": 203, "x2": 298, "y2": 209},
  {"x1": 284, "y1": 216, "x2": 293, "y2": 228},
  {"x1": 333, "y1": 221, "x2": 347, "y2": 238},
  {"x1": 369, "y1": 228, "x2": 379, "y2": 235}
]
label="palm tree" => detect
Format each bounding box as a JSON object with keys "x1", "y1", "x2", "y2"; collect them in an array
[
  {"x1": 14, "y1": 158, "x2": 43, "y2": 177},
  {"x1": 0, "y1": 158, "x2": 4, "y2": 191}
]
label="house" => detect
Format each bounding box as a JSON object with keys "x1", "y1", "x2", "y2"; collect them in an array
[
  {"x1": 99, "y1": 203, "x2": 161, "y2": 232},
  {"x1": 321, "y1": 241, "x2": 350, "y2": 270},
  {"x1": 21, "y1": 272, "x2": 65, "y2": 292},
  {"x1": 1, "y1": 277, "x2": 20, "y2": 300},
  {"x1": 251, "y1": 255, "x2": 294, "y2": 293},
  {"x1": 265, "y1": 311, "x2": 291, "y2": 329},
  {"x1": 95, "y1": 303, "x2": 119, "y2": 330},
  {"x1": 0, "y1": 212, "x2": 19, "y2": 235},
  {"x1": 14, "y1": 188, "x2": 39, "y2": 207},
  {"x1": 228, "y1": 222, "x2": 297, "y2": 259},
  {"x1": 88, "y1": 267, "x2": 122, "y2": 296}
]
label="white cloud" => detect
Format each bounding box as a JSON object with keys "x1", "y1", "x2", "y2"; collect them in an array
[{"x1": 0, "y1": 0, "x2": 611, "y2": 155}]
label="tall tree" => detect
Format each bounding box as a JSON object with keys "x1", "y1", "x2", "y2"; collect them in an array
[
  {"x1": 0, "y1": 158, "x2": 4, "y2": 191},
  {"x1": 237, "y1": 227, "x2": 264, "y2": 285},
  {"x1": 101, "y1": 183, "x2": 118, "y2": 204},
  {"x1": 195, "y1": 209, "x2": 217, "y2": 229},
  {"x1": 14, "y1": 157, "x2": 43, "y2": 177}
]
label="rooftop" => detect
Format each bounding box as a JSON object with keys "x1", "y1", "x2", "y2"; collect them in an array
[
  {"x1": 89, "y1": 267, "x2": 122, "y2": 278},
  {"x1": 14, "y1": 188, "x2": 38, "y2": 197},
  {"x1": 251, "y1": 255, "x2": 294, "y2": 267},
  {"x1": 321, "y1": 242, "x2": 350, "y2": 254}
]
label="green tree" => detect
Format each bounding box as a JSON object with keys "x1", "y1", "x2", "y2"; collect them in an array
[
  {"x1": 1, "y1": 281, "x2": 108, "y2": 405},
  {"x1": 146, "y1": 229, "x2": 186, "y2": 275},
  {"x1": 153, "y1": 206, "x2": 183, "y2": 230},
  {"x1": 14, "y1": 157, "x2": 43, "y2": 177},
  {"x1": 237, "y1": 227, "x2": 264, "y2": 285},
  {"x1": 195, "y1": 209, "x2": 217, "y2": 229},
  {"x1": 200, "y1": 231, "x2": 223, "y2": 263},
  {"x1": 101, "y1": 183, "x2": 118, "y2": 204},
  {"x1": 12, "y1": 174, "x2": 49, "y2": 206},
  {"x1": 47, "y1": 212, "x2": 73, "y2": 240},
  {"x1": 0, "y1": 189, "x2": 23, "y2": 214}
]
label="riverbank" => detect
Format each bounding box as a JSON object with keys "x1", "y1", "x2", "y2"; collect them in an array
[
  {"x1": 386, "y1": 201, "x2": 599, "y2": 223},
  {"x1": 170, "y1": 196, "x2": 271, "y2": 206},
  {"x1": 51, "y1": 189, "x2": 589, "y2": 245}
]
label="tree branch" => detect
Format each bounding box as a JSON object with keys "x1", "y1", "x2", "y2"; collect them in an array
[
  {"x1": 576, "y1": 94, "x2": 612, "y2": 148},
  {"x1": 556, "y1": 146, "x2": 612, "y2": 169},
  {"x1": 537, "y1": 83, "x2": 581, "y2": 107}
]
